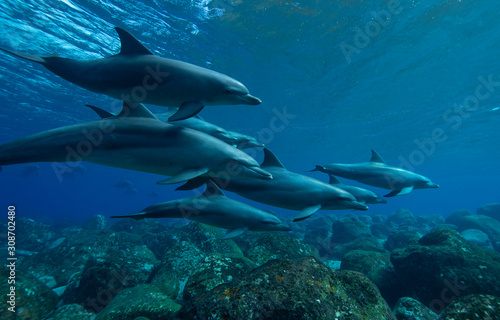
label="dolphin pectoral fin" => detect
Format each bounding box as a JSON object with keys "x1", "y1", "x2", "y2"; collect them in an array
[
  {"x1": 384, "y1": 186, "x2": 414, "y2": 197},
  {"x1": 0, "y1": 47, "x2": 46, "y2": 64},
  {"x1": 114, "y1": 27, "x2": 154, "y2": 55},
  {"x1": 168, "y1": 101, "x2": 204, "y2": 121},
  {"x1": 85, "y1": 105, "x2": 115, "y2": 119},
  {"x1": 221, "y1": 228, "x2": 248, "y2": 240},
  {"x1": 293, "y1": 205, "x2": 322, "y2": 222},
  {"x1": 157, "y1": 168, "x2": 209, "y2": 185},
  {"x1": 176, "y1": 177, "x2": 209, "y2": 191}
]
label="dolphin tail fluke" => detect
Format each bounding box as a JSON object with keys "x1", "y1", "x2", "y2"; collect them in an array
[
  {"x1": 110, "y1": 213, "x2": 146, "y2": 220},
  {"x1": 0, "y1": 47, "x2": 46, "y2": 64}
]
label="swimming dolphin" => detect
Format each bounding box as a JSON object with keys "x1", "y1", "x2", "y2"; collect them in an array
[
  {"x1": 0, "y1": 102, "x2": 272, "y2": 184},
  {"x1": 86, "y1": 104, "x2": 239, "y2": 146},
  {"x1": 311, "y1": 150, "x2": 439, "y2": 197},
  {"x1": 111, "y1": 182, "x2": 291, "y2": 239},
  {"x1": 226, "y1": 130, "x2": 265, "y2": 149},
  {"x1": 0, "y1": 27, "x2": 261, "y2": 121},
  {"x1": 326, "y1": 175, "x2": 387, "y2": 204},
  {"x1": 178, "y1": 148, "x2": 368, "y2": 222}
]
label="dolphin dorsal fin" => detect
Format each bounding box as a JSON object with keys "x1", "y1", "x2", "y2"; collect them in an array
[
  {"x1": 261, "y1": 148, "x2": 285, "y2": 168},
  {"x1": 85, "y1": 105, "x2": 115, "y2": 119},
  {"x1": 203, "y1": 181, "x2": 225, "y2": 197},
  {"x1": 328, "y1": 175, "x2": 341, "y2": 185},
  {"x1": 115, "y1": 27, "x2": 153, "y2": 56},
  {"x1": 117, "y1": 101, "x2": 158, "y2": 119},
  {"x1": 370, "y1": 150, "x2": 385, "y2": 163}
]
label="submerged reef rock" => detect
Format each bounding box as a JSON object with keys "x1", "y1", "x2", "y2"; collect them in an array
[
  {"x1": 455, "y1": 215, "x2": 500, "y2": 251},
  {"x1": 392, "y1": 297, "x2": 438, "y2": 320},
  {"x1": 44, "y1": 304, "x2": 95, "y2": 320},
  {"x1": 370, "y1": 223, "x2": 395, "y2": 239},
  {"x1": 177, "y1": 257, "x2": 395, "y2": 320},
  {"x1": 477, "y1": 203, "x2": 500, "y2": 221},
  {"x1": 246, "y1": 232, "x2": 319, "y2": 266},
  {"x1": 391, "y1": 227, "x2": 500, "y2": 314},
  {"x1": 82, "y1": 214, "x2": 110, "y2": 230},
  {"x1": 437, "y1": 294, "x2": 500, "y2": 320},
  {"x1": 95, "y1": 284, "x2": 181, "y2": 320},
  {"x1": 14, "y1": 217, "x2": 57, "y2": 252},
  {"x1": 1, "y1": 265, "x2": 58, "y2": 320},
  {"x1": 386, "y1": 209, "x2": 418, "y2": 230},
  {"x1": 329, "y1": 236, "x2": 386, "y2": 260},
  {"x1": 341, "y1": 249, "x2": 404, "y2": 306},
  {"x1": 385, "y1": 230, "x2": 422, "y2": 251},
  {"x1": 331, "y1": 216, "x2": 372, "y2": 244},
  {"x1": 445, "y1": 209, "x2": 472, "y2": 226},
  {"x1": 461, "y1": 229, "x2": 494, "y2": 250}
]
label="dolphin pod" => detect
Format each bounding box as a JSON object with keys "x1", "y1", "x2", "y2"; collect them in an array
[
  {"x1": 111, "y1": 182, "x2": 291, "y2": 239},
  {"x1": 178, "y1": 148, "x2": 369, "y2": 222},
  {"x1": 0, "y1": 101, "x2": 272, "y2": 184},
  {"x1": 0, "y1": 27, "x2": 261, "y2": 121},
  {"x1": 311, "y1": 150, "x2": 439, "y2": 197}
]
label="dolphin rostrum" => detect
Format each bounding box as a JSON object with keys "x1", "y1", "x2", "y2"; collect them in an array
[
  {"x1": 311, "y1": 150, "x2": 439, "y2": 197},
  {"x1": 178, "y1": 148, "x2": 368, "y2": 222},
  {"x1": 0, "y1": 102, "x2": 272, "y2": 184},
  {"x1": 111, "y1": 182, "x2": 291, "y2": 239},
  {"x1": 326, "y1": 175, "x2": 387, "y2": 204},
  {"x1": 0, "y1": 27, "x2": 261, "y2": 121}
]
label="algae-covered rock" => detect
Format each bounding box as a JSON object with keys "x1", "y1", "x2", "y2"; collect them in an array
[
  {"x1": 331, "y1": 216, "x2": 371, "y2": 244},
  {"x1": 445, "y1": 209, "x2": 472, "y2": 226},
  {"x1": 437, "y1": 294, "x2": 500, "y2": 319},
  {"x1": 14, "y1": 217, "x2": 57, "y2": 252},
  {"x1": 182, "y1": 254, "x2": 255, "y2": 302},
  {"x1": 177, "y1": 257, "x2": 395, "y2": 320},
  {"x1": 385, "y1": 230, "x2": 421, "y2": 252},
  {"x1": 477, "y1": 203, "x2": 500, "y2": 222},
  {"x1": 461, "y1": 229, "x2": 494, "y2": 250},
  {"x1": 82, "y1": 215, "x2": 110, "y2": 230},
  {"x1": 246, "y1": 232, "x2": 319, "y2": 266},
  {"x1": 330, "y1": 236, "x2": 386, "y2": 260},
  {"x1": 0, "y1": 265, "x2": 58, "y2": 320},
  {"x1": 391, "y1": 227, "x2": 500, "y2": 312},
  {"x1": 371, "y1": 223, "x2": 395, "y2": 239},
  {"x1": 455, "y1": 215, "x2": 500, "y2": 251},
  {"x1": 341, "y1": 249, "x2": 404, "y2": 306},
  {"x1": 393, "y1": 297, "x2": 437, "y2": 320},
  {"x1": 386, "y1": 209, "x2": 418, "y2": 229},
  {"x1": 95, "y1": 284, "x2": 180, "y2": 320},
  {"x1": 44, "y1": 304, "x2": 95, "y2": 320}
]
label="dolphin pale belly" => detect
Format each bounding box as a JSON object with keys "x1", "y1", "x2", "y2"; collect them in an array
[
  {"x1": 312, "y1": 150, "x2": 439, "y2": 197},
  {"x1": 0, "y1": 102, "x2": 272, "y2": 184},
  {"x1": 0, "y1": 27, "x2": 261, "y2": 121},
  {"x1": 111, "y1": 182, "x2": 291, "y2": 239}
]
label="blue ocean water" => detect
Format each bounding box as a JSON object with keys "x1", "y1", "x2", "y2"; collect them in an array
[{"x1": 0, "y1": 0, "x2": 499, "y2": 225}]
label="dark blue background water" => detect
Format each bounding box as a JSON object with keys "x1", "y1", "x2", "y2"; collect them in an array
[{"x1": 0, "y1": 0, "x2": 499, "y2": 225}]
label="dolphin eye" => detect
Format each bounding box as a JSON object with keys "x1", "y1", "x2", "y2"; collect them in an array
[{"x1": 225, "y1": 89, "x2": 233, "y2": 94}]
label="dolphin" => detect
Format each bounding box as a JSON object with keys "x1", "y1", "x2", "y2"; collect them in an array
[
  {"x1": 0, "y1": 102, "x2": 272, "y2": 184},
  {"x1": 311, "y1": 150, "x2": 439, "y2": 197},
  {"x1": 111, "y1": 182, "x2": 291, "y2": 239},
  {"x1": 86, "y1": 104, "x2": 239, "y2": 146},
  {"x1": 226, "y1": 130, "x2": 265, "y2": 149},
  {"x1": 0, "y1": 27, "x2": 261, "y2": 121},
  {"x1": 326, "y1": 175, "x2": 387, "y2": 204},
  {"x1": 178, "y1": 148, "x2": 368, "y2": 222}
]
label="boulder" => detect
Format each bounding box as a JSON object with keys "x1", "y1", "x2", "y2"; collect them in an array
[
  {"x1": 438, "y1": 294, "x2": 500, "y2": 319},
  {"x1": 95, "y1": 284, "x2": 181, "y2": 320},
  {"x1": 455, "y1": 215, "x2": 500, "y2": 251},
  {"x1": 386, "y1": 209, "x2": 417, "y2": 229},
  {"x1": 44, "y1": 304, "x2": 95, "y2": 320},
  {"x1": 444, "y1": 209, "x2": 472, "y2": 226},
  {"x1": 385, "y1": 230, "x2": 421, "y2": 252},
  {"x1": 393, "y1": 297, "x2": 437, "y2": 320},
  {"x1": 331, "y1": 216, "x2": 371, "y2": 244},
  {"x1": 461, "y1": 229, "x2": 494, "y2": 250},
  {"x1": 391, "y1": 227, "x2": 500, "y2": 313},
  {"x1": 82, "y1": 215, "x2": 109, "y2": 230},
  {"x1": 177, "y1": 257, "x2": 396, "y2": 320},
  {"x1": 477, "y1": 203, "x2": 500, "y2": 221}
]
